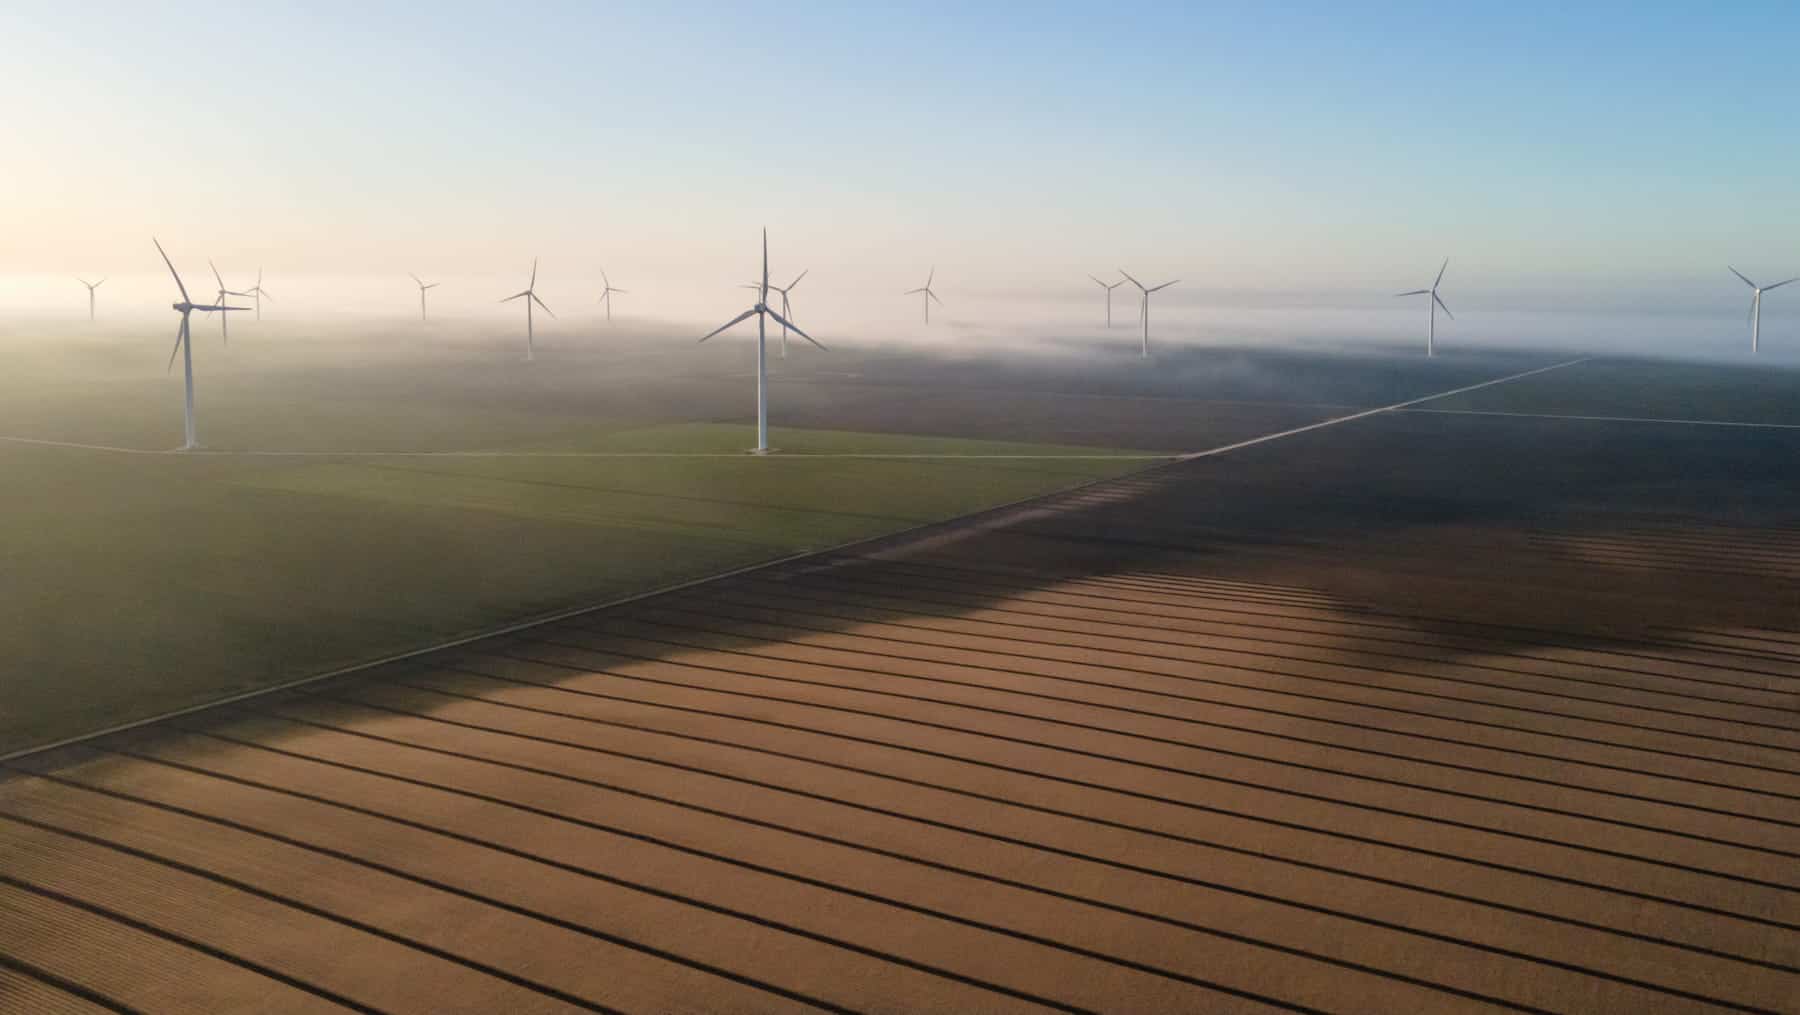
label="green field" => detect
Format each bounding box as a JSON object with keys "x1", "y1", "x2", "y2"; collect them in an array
[{"x1": 2, "y1": 420, "x2": 1149, "y2": 754}]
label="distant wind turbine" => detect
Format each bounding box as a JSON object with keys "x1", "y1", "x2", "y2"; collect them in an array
[
  {"x1": 1088, "y1": 274, "x2": 1126, "y2": 328},
  {"x1": 597, "y1": 269, "x2": 627, "y2": 323},
  {"x1": 700, "y1": 230, "x2": 824, "y2": 454},
  {"x1": 153, "y1": 239, "x2": 246, "y2": 450},
  {"x1": 207, "y1": 261, "x2": 253, "y2": 346},
  {"x1": 904, "y1": 268, "x2": 942, "y2": 324},
  {"x1": 76, "y1": 277, "x2": 105, "y2": 322},
  {"x1": 409, "y1": 273, "x2": 438, "y2": 322},
  {"x1": 1119, "y1": 270, "x2": 1177, "y2": 357},
  {"x1": 499, "y1": 258, "x2": 554, "y2": 360},
  {"x1": 741, "y1": 269, "x2": 806, "y2": 357},
  {"x1": 243, "y1": 268, "x2": 273, "y2": 321},
  {"x1": 1729, "y1": 267, "x2": 1797, "y2": 354},
  {"x1": 1395, "y1": 258, "x2": 1452, "y2": 357}
]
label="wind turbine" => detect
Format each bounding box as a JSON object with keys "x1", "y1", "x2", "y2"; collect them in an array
[
  {"x1": 499, "y1": 258, "x2": 554, "y2": 360},
  {"x1": 1729, "y1": 267, "x2": 1797, "y2": 354},
  {"x1": 409, "y1": 273, "x2": 438, "y2": 322},
  {"x1": 153, "y1": 239, "x2": 246, "y2": 450},
  {"x1": 904, "y1": 268, "x2": 942, "y2": 324},
  {"x1": 700, "y1": 230, "x2": 824, "y2": 454},
  {"x1": 1395, "y1": 258, "x2": 1452, "y2": 356},
  {"x1": 76, "y1": 277, "x2": 105, "y2": 322},
  {"x1": 1088, "y1": 274, "x2": 1126, "y2": 328},
  {"x1": 243, "y1": 268, "x2": 273, "y2": 321},
  {"x1": 1119, "y1": 270, "x2": 1178, "y2": 357},
  {"x1": 741, "y1": 269, "x2": 806, "y2": 357},
  {"x1": 597, "y1": 269, "x2": 627, "y2": 323},
  {"x1": 207, "y1": 261, "x2": 253, "y2": 346}
]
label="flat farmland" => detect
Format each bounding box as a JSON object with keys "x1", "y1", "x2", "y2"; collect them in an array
[
  {"x1": 0, "y1": 325, "x2": 1532, "y2": 755},
  {"x1": 3, "y1": 352, "x2": 1795, "y2": 1012}
]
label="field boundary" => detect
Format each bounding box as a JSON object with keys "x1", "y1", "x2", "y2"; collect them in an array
[
  {"x1": 0, "y1": 434, "x2": 1172, "y2": 460},
  {"x1": 1404, "y1": 407, "x2": 1800, "y2": 430},
  {"x1": 0, "y1": 355, "x2": 1589, "y2": 764}
]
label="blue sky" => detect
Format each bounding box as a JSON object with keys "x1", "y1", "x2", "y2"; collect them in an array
[{"x1": 5, "y1": 1, "x2": 1798, "y2": 316}]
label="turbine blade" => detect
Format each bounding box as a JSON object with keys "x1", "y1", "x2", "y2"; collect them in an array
[
  {"x1": 1395, "y1": 289, "x2": 1430, "y2": 297},
  {"x1": 1729, "y1": 266, "x2": 1756, "y2": 288},
  {"x1": 1118, "y1": 269, "x2": 1145, "y2": 291},
  {"x1": 166, "y1": 317, "x2": 185, "y2": 373},
  {"x1": 531, "y1": 292, "x2": 556, "y2": 318},
  {"x1": 1148, "y1": 280, "x2": 1179, "y2": 292},
  {"x1": 1765, "y1": 278, "x2": 1800, "y2": 291},
  {"x1": 530, "y1": 257, "x2": 538, "y2": 288},
  {"x1": 95, "y1": 278, "x2": 105, "y2": 288},
  {"x1": 1434, "y1": 293, "x2": 1453, "y2": 319},
  {"x1": 928, "y1": 291, "x2": 943, "y2": 306},
  {"x1": 1434, "y1": 257, "x2": 1449, "y2": 288},
  {"x1": 152, "y1": 238, "x2": 190, "y2": 302},
  {"x1": 423, "y1": 283, "x2": 439, "y2": 290},
  {"x1": 499, "y1": 291, "x2": 528, "y2": 302},
  {"x1": 766, "y1": 308, "x2": 824, "y2": 350},
  {"x1": 926, "y1": 266, "x2": 935, "y2": 288},
  {"x1": 788, "y1": 269, "x2": 808, "y2": 290},
  {"x1": 409, "y1": 272, "x2": 422, "y2": 286},
  {"x1": 1088, "y1": 274, "x2": 1107, "y2": 288},
  {"x1": 903, "y1": 287, "x2": 925, "y2": 295},
  {"x1": 600, "y1": 269, "x2": 610, "y2": 289},
  {"x1": 699, "y1": 307, "x2": 757, "y2": 343},
  {"x1": 210, "y1": 259, "x2": 225, "y2": 290}
]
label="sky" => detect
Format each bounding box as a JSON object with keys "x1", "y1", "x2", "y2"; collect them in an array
[{"x1": 4, "y1": 1, "x2": 1799, "y2": 337}]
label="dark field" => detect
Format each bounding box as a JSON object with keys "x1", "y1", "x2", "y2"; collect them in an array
[{"x1": 2, "y1": 345, "x2": 1796, "y2": 1012}]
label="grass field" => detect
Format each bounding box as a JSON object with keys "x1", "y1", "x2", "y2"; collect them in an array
[{"x1": 2, "y1": 416, "x2": 1150, "y2": 754}]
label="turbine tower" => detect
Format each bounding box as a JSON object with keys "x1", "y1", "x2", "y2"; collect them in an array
[
  {"x1": 153, "y1": 239, "x2": 246, "y2": 450},
  {"x1": 700, "y1": 230, "x2": 824, "y2": 454},
  {"x1": 410, "y1": 273, "x2": 438, "y2": 322},
  {"x1": 1729, "y1": 267, "x2": 1797, "y2": 354},
  {"x1": 244, "y1": 268, "x2": 273, "y2": 321},
  {"x1": 1119, "y1": 270, "x2": 1178, "y2": 357},
  {"x1": 1395, "y1": 258, "x2": 1453, "y2": 357},
  {"x1": 76, "y1": 277, "x2": 105, "y2": 322},
  {"x1": 208, "y1": 261, "x2": 253, "y2": 346},
  {"x1": 597, "y1": 270, "x2": 627, "y2": 323},
  {"x1": 904, "y1": 268, "x2": 942, "y2": 324},
  {"x1": 499, "y1": 258, "x2": 554, "y2": 360},
  {"x1": 741, "y1": 269, "x2": 806, "y2": 357},
  {"x1": 1088, "y1": 274, "x2": 1126, "y2": 328}
]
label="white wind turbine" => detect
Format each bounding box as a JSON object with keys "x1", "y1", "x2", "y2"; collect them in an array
[
  {"x1": 207, "y1": 261, "x2": 253, "y2": 346},
  {"x1": 1119, "y1": 270, "x2": 1178, "y2": 357},
  {"x1": 1395, "y1": 258, "x2": 1453, "y2": 356},
  {"x1": 1729, "y1": 267, "x2": 1797, "y2": 354},
  {"x1": 1088, "y1": 274, "x2": 1126, "y2": 328},
  {"x1": 243, "y1": 268, "x2": 273, "y2": 321},
  {"x1": 153, "y1": 239, "x2": 247, "y2": 450},
  {"x1": 597, "y1": 269, "x2": 627, "y2": 323},
  {"x1": 409, "y1": 273, "x2": 438, "y2": 322},
  {"x1": 904, "y1": 268, "x2": 942, "y2": 324},
  {"x1": 700, "y1": 230, "x2": 824, "y2": 454},
  {"x1": 740, "y1": 269, "x2": 806, "y2": 357},
  {"x1": 499, "y1": 258, "x2": 555, "y2": 360},
  {"x1": 76, "y1": 277, "x2": 105, "y2": 322}
]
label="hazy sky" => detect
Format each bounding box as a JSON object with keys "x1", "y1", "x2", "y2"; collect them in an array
[{"x1": 5, "y1": 1, "x2": 1799, "y2": 320}]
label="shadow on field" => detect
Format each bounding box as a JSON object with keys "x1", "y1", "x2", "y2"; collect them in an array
[{"x1": 440, "y1": 401, "x2": 1800, "y2": 712}]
